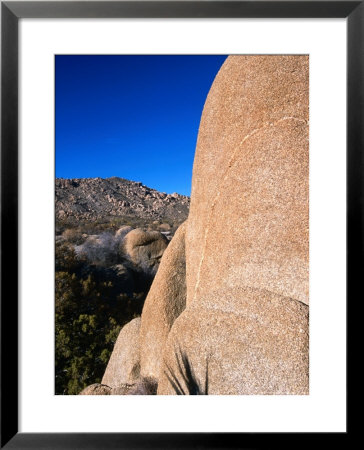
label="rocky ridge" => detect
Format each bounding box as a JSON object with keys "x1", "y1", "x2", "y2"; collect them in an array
[{"x1": 56, "y1": 176, "x2": 190, "y2": 223}]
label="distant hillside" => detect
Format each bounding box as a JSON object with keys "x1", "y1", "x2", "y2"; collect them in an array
[{"x1": 55, "y1": 177, "x2": 190, "y2": 225}]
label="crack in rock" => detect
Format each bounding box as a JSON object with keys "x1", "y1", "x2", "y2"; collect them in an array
[{"x1": 192, "y1": 116, "x2": 309, "y2": 303}]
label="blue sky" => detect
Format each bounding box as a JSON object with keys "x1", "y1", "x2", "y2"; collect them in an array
[{"x1": 56, "y1": 55, "x2": 227, "y2": 196}]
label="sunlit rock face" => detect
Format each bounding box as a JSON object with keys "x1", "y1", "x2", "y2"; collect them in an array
[
  {"x1": 85, "y1": 55, "x2": 309, "y2": 396},
  {"x1": 139, "y1": 221, "x2": 187, "y2": 380},
  {"x1": 158, "y1": 55, "x2": 309, "y2": 395},
  {"x1": 186, "y1": 55, "x2": 309, "y2": 308},
  {"x1": 102, "y1": 317, "x2": 141, "y2": 388},
  {"x1": 123, "y1": 229, "x2": 169, "y2": 275},
  {"x1": 82, "y1": 222, "x2": 187, "y2": 395}
]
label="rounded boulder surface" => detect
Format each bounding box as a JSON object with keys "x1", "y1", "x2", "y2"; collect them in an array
[
  {"x1": 158, "y1": 287, "x2": 309, "y2": 395},
  {"x1": 139, "y1": 221, "x2": 187, "y2": 380},
  {"x1": 102, "y1": 317, "x2": 141, "y2": 388},
  {"x1": 160, "y1": 55, "x2": 309, "y2": 395},
  {"x1": 115, "y1": 225, "x2": 133, "y2": 240},
  {"x1": 123, "y1": 228, "x2": 169, "y2": 274},
  {"x1": 186, "y1": 55, "x2": 309, "y2": 307}
]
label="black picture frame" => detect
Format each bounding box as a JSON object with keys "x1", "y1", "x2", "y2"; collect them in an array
[{"x1": 1, "y1": 1, "x2": 357, "y2": 448}]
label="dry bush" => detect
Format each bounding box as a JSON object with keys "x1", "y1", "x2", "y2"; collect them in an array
[{"x1": 62, "y1": 228, "x2": 83, "y2": 244}]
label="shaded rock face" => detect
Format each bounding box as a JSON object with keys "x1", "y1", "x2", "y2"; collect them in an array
[
  {"x1": 108, "y1": 264, "x2": 136, "y2": 294},
  {"x1": 158, "y1": 55, "x2": 309, "y2": 395},
  {"x1": 139, "y1": 221, "x2": 187, "y2": 380},
  {"x1": 123, "y1": 229, "x2": 169, "y2": 275},
  {"x1": 102, "y1": 317, "x2": 141, "y2": 388},
  {"x1": 76, "y1": 262, "x2": 136, "y2": 296},
  {"x1": 73, "y1": 227, "x2": 170, "y2": 294}
]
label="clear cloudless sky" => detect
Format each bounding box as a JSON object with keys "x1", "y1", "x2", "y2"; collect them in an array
[{"x1": 56, "y1": 55, "x2": 227, "y2": 196}]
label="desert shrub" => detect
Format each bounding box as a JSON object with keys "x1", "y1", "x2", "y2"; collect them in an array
[
  {"x1": 55, "y1": 243, "x2": 82, "y2": 273},
  {"x1": 55, "y1": 217, "x2": 173, "y2": 395},
  {"x1": 56, "y1": 219, "x2": 75, "y2": 234},
  {"x1": 74, "y1": 231, "x2": 129, "y2": 267},
  {"x1": 55, "y1": 243, "x2": 146, "y2": 395},
  {"x1": 62, "y1": 228, "x2": 83, "y2": 244}
]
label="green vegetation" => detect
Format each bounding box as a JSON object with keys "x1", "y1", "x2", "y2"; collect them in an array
[
  {"x1": 55, "y1": 216, "x2": 182, "y2": 395},
  {"x1": 55, "y1": 241, "x2": 146, "y2": 395}
]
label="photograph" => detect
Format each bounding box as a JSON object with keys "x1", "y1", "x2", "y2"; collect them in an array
[
  {"x1": 0, "y1": 0, "x2": 355, "y2": 445},
  {"x1": 55, "y1": 54, "x2": 309, "y2": 396}
]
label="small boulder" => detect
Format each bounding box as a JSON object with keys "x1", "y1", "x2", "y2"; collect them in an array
[
  {"x1": 158, "y1": 223, "x2": 171, "y2": 232},
  {"x1": 111, "y1": 377, "x2": 158, "y2": 395},
  {"x1": 115, "y1": 225, "x2": 133, "y2": 240},
  {"x1": 102, "y1": 317, "x2": 141, "y2": 388},
  {"x1": 123, "y1": 228, "x2": 169, "y2": 274}
]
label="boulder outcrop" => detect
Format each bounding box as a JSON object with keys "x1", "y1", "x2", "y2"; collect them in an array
[
  {"x1": 55, "y1": 176, "x2": 190, "y2": 224},
  {"x1": 186, "y1": 55, "x2": 309, "y2": 307},
  {"x1": 139, "y1": 221, "x2": 187, "y2": 380},
  {"x1": 123, "y1": 229, "x2": 169, "y2": 274},
  {"x1": 87, "y1": 55, "x2": 309, "y2": 396},
  {"x1": 158, "y1": 55, "x2": 309, "y2": 395},
  {"x1": 157, "y1": 287, "x2": 308, "y2": 395},
  {"x1": 80, "y1": 222, "x2": 187, "y2": 395},
  {"x1": 115, "y1": 225, "x2": 133, "y2": 239}
]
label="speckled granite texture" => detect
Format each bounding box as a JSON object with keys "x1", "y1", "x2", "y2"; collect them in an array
[
  {"x1": 186, "y1": 55, "x2": 309, "y2": 307},
  {"x1": 123, "y1": 228, "x2": 169, "y2": 273},
  {"x1": 158, "y1": 287, "x2": 308, "y2": 395},
  {"x1": 139, "y1": 221, "x2": 187, "y2": 380},
  {"x1": 101, "y1": 317, "x2": 141, "y2": 388},
  {"x1": 86, "y1": 55, "x2": 309, "y2": 395},
  {"x1": 158, "y1": 55, "x2": 309, "y2": 395}
]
